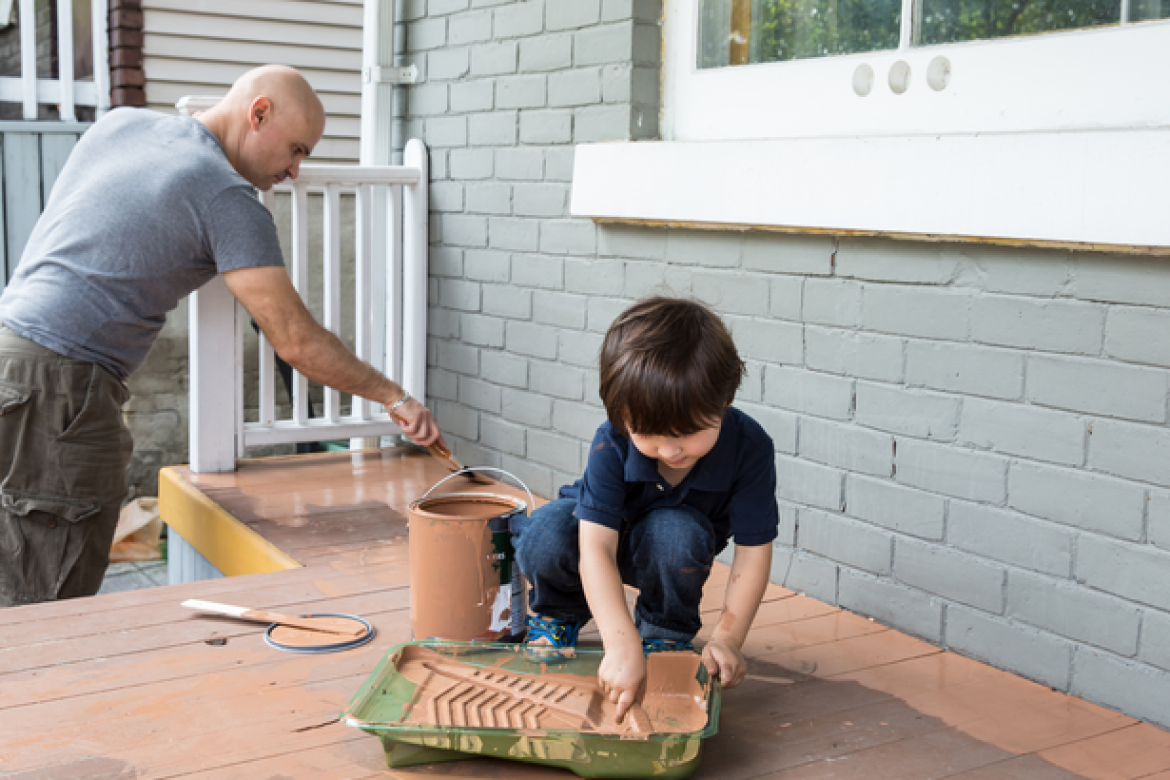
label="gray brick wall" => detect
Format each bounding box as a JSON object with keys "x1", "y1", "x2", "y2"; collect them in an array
[{"x1": 404, "y1": 0, "x2": 1170, "y2": 729}]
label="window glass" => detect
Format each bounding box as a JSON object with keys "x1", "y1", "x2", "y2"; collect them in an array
[
  {"x1": 1131, "y1": 0, "x2": 1170, "y2": 19},
  {"x1": 698, "y1": 0, "x2": 1170, "y2": 68},
  {"x1": 919, "y1": 0, "x2": 1119, "y2": 44},
  {"x1": 698, "y1": 0, "x2": 900, "y2": 68}
]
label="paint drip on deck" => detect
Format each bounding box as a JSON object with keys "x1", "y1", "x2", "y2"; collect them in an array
[{"x1": 408, "y1": 492, "x2": 524, "y2": 641}]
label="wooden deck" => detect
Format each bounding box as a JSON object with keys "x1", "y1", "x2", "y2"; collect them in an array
[{"x1": 1, "y1": 447, "x2": 1168, "y2": 779}]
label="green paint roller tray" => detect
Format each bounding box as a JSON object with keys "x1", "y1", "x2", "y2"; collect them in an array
[{"x1": 342, "y1": 641, "x2": 722, "y2": 779}]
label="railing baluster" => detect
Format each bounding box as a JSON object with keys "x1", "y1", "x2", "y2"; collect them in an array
[
  {"x1": 19, "y1": 0, "x2": 36, "y2": 119},
  {"x1": 257, "y1": 187, "x2": 277, "y2": 428},
  {"x1": 354, "y1": 183, "x2": 373, "y2": 421},
  {"x1": 92, "y1": 0, "x2": 110, "y2": 114},
  {"x1": 259, "y1": 333, "x2": 275, "y2": 427},
  {"x1": 323, "y1": 183, "x2": 341, "y2": 423},
  {"x1": 291, "y1": 182, "x2": 310, "y2": 426},
  {"x1": 386, "y1": 183, "x2": 403, "y2": 384},
  {"x1": 57, "y1": 0, "x2": 75, "y2": 121}
]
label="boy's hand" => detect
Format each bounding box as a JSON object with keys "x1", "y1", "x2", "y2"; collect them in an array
[
  {"x1": 598, "y1": 638, "x2": 646, "y2": 722},
  {"x1": 702, "y1": 636, "x2": 747, "y2": 688}
]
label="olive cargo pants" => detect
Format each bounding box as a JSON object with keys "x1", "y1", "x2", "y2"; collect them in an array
[{"x1": 0, "y1": 327, "x2": 133, "y2": 606}]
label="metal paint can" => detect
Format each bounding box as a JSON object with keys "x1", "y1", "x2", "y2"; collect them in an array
[{"x1": 407, "y1": 469, "x2": 532, "y2": 641}]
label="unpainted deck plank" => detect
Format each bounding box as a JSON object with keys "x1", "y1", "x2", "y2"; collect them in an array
[{"x1": 761, "y1": 727, "x2": 1020, "y2": 779}]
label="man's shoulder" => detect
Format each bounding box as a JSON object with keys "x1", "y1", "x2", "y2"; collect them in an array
[{"x1": 89, "y1": 107, "x2": 178, "y2": 139}]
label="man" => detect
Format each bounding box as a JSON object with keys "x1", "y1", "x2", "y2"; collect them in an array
[{"x1": 0, "y1": 65, "x2": 443, "y2": 607}]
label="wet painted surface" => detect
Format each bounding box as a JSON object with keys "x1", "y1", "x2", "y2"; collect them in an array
[{"x1": 1, "y1": 448, "x2": 1167, "y2": 779}]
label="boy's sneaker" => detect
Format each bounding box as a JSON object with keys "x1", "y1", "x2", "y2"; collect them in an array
[
  {"x1": 525, "y1": 614, "x2": 584, "y2": 648},
  {"x1": 642, "y1": 638, "x2": 696, "y2": 654}
]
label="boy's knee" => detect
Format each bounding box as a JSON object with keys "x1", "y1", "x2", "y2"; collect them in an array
[
  {"x1": 634, "y1": 506, "x2": 716, "y2": 563},
  {"x1": 514, "y1": 498, "x2": 578, "y2": 563}
]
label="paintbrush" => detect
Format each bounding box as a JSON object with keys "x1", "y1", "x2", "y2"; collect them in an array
[
  {"x1": 181, "y1": 599, "x2": 367, "y2": 638},
  {"x1": 392, "y1": 412, "x2": 492, "y2": 484}
]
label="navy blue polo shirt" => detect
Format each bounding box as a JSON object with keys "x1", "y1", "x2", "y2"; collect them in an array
[{"x1": 558, "y1": 406, "x2": 779, "y2": 546}]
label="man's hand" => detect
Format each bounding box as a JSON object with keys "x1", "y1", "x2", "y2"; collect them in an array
[
  {"x1": 702, "y1": 636, "x2": 747, "y2": 688},
  {"x1": 598, "y1": 638, "x2": 647, "y2": 723},
  {"x1": 391, "y1": 395, "x2": 444, "y2": 448}
]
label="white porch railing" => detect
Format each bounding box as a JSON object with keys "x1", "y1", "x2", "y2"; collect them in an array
[
  {"x1": 188, "y1": 140, "x2": 429, "y2": 473},
  {"x1": 1, "y1": 0, "x2": 111, "y2": 120}
]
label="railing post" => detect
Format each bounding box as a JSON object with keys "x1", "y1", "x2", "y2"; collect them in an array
[
  {"x1": 356, "y1": 0, "x2": 397, "y2": 451},
  {"x1": 402, "y1": 139, "x2": 428, "y2": 402},
  {"x1": 189, "y1": 276, "x2": 238, "y2": 473}
]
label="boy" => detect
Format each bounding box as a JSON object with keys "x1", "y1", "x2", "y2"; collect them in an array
[{"x1": 512, "y1": 297, "x2": 778, "y2": 719}]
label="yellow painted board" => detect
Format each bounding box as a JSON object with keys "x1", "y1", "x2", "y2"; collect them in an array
[{"x1": 158, "y1": 466, "x2": 301, "y2": 576}]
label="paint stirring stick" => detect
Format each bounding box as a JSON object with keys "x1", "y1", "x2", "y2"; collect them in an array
[{"x1": 181, "y1": 599, "x2": 367, "y2": 638}]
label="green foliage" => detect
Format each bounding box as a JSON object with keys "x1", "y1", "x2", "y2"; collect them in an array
[
  {"x1": 751, "y1": 0, "x2": 901, "y2": 61},
  {"x1": 920, "y1": 0, "x2": 1120, "y2": 43},
  {"x1": 699, "y1": 0, "x2": 1132, "y2": 68}
]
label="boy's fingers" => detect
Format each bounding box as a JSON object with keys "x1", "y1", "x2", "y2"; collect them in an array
[
  {"x1": 701, "y1": 647, "x2": 723, "y2": 681},
  {"x1": 614, "y1": 690, "x2": 635, "y2": 723}
]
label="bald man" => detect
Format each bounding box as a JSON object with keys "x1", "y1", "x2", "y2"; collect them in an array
[{"x1": 0, "y1": 65, "x2": 443, "y2": 606}]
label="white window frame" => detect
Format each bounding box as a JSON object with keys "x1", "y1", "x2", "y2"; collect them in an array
[
  {"x1": 665, "y1": 3, "x2": 1170, "y2": 140},
  {"x1": 570, "y1": 2, "x2": 1170, "y2": 253}
]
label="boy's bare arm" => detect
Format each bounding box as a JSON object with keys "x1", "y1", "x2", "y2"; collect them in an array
[
  {"x1": 704, "y1": 542, "x2": 773, "y2": 688},
  {"x1": 579, "y1": 521, "x2": 646, "y2": 721}
]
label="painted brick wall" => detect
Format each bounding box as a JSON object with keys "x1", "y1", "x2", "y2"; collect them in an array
[{"x1": 403, "y1": 0, "x2": 1170, "y2": 728}]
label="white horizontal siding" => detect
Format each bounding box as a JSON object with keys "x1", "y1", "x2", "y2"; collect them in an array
[{"x1": 142, "y1": 0, "x2": 362, "y2": 163}]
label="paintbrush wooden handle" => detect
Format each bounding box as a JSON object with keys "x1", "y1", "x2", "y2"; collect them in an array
[{"x1": 181, "y1": 600, "x2": 364, "y2": 638}]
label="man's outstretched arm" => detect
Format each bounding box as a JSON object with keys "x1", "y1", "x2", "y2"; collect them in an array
[{"x1": 223, "y1": 265, "x2": 444, "y2": 447}]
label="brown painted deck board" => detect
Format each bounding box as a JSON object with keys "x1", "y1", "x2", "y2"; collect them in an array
[{"x1": 1, "y1": 448, "x2": 1168, "y2": 779}]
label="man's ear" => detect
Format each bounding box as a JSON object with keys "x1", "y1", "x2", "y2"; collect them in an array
[{"x1": 248, "y1": 96, "x2": 272, "y2": 131}]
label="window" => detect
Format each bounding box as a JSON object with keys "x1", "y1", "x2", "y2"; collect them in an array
[
  {"x1": 696, "y1": 0, "x2": 1166, "y2": 69},
  {"x1": 664, "y1": 1, "x2": 1170, "y2": 140},
  {"x1": 570, "y1": 1, "x2": 1170, "y2": 251}
]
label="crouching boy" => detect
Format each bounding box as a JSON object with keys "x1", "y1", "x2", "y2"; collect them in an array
[{"x1": 512, "y1": 296, "x2": 779, "y2": 719}]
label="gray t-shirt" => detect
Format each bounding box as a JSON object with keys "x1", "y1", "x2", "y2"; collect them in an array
[{"x1": 0, "y1": 108, "x2": 284, "y2": 379}]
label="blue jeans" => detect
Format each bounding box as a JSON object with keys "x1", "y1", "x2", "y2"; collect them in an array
[{"x1": 512, "y1": 498, "x2": 723, "y2": 643}]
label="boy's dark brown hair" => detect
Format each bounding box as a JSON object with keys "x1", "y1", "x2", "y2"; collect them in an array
[{"x1": 598, "y1": 296, "x2": 745, "y2": 436}]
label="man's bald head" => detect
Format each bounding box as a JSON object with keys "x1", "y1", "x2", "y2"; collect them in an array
[
  {"x1": 198, "y1": 65, "x2": 326, "y2": 190},
  {"x1": 222, "y1": 65, "x2": 325, "y2": 129}
]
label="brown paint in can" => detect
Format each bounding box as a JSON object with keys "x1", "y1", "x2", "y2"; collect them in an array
[{"x1": 408, "y1": 493, "x2": 523, "y2": 641}]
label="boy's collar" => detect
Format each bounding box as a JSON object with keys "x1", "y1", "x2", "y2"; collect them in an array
[{"x1": 621, "y1": 409, "x2": 738, "y2": 491}]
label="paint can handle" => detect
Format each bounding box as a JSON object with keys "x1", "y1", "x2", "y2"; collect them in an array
[{"x1": 422, "y1": 467, "x2": 536, "y2": 517}]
